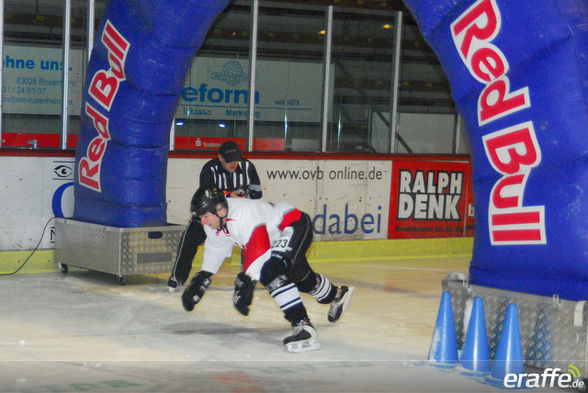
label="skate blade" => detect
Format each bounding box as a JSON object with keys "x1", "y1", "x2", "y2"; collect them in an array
[
  {"x1": 341, "y1": 286, "x2": 354, "y2": 314},
  {"x1": 285, "y1": 339, "x2": 320, "y2": 353}
]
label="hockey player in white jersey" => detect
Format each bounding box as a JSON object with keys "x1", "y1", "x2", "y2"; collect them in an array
[{"x1": 181, "y1": 186, "x2": 354, "y2": 352}]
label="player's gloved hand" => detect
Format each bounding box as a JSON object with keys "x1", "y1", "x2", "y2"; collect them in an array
[
  {"x1": 233, "y1": 272, "x2": 256, "y2": 316},
  {"x1": 182, "y1": 271, "x2": 212, "y2": 312}
]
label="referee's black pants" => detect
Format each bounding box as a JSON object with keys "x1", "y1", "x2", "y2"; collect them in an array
[{"x1": 169, "y1": 216, "x2": 206, "y2": 285}]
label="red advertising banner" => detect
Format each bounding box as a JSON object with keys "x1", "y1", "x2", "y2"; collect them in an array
[
  {"x1": 1, "y1": 132, "x2": 78, "y2": 148},
  {"x1": 388, "y1": 158, "x2": 474, "y2": 238},
  {"x1": 174, "y1": 136, "x2": 245, "y2": 150},
  {"x1": 2, "y1": 134, "x2": 286, "y2": 152},
  {"x1": 174, "y1": 136, "x2": 285, "y2": 151}
]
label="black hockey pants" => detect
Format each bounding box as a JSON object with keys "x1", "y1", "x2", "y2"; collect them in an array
[{"x1": 282, "y1": 212, "x2": 316, "y2": 289}]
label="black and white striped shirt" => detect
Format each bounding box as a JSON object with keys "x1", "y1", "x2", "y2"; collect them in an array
[{"x1": 199, "y1": 157, "x2": 262, "y2": 199}]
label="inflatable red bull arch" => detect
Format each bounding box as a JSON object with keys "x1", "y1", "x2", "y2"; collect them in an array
[
  {"x1": 73, "y1": 0, "x2": 588, "y2": 301},
  {"x1": 74, "y1": 0, "x2": 230, "y2": 226}
]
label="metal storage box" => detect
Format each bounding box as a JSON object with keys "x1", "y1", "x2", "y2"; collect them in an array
[
  {"x1": 54, "y1": 218, "x2": 185, "y2": 284},
  {"x1": 443, "y1": 272, "x2": 588, "y2": 375}
]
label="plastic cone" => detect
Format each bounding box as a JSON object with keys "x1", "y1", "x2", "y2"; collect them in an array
[
  {"x1": 427, "y1": 291, "x2": 458, "y2": 367},
  {"x1": 487, "y1": 303, "x2": 525, "y2": 384},
  {"x1": 460, "y1": 297, "x2": 490, "y2": 374}
]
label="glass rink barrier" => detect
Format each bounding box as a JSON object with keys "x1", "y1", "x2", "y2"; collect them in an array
[{"x1": 54, "y1": 218, "x2": 185, "y2": 285}]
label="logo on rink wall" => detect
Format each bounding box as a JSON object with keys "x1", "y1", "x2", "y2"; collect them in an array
[
  {"x1": 208, "y1": 60, "x2": 249, "y2": 86},
  {"x1": 397, "y1": 169, "x2": 463, "y2": 221},
  {"x1": 312, "y1": 204, "x2": 383, "y2": 236},
  {"x1": 50, "y1": 159, "x2": 75, "y2": 244},
  {"x1": 388, "y1": 160, "x2": 474, "y2": 239},
  {"x1": 50, "y1": 159, "x2": 75, "y2": 218}
]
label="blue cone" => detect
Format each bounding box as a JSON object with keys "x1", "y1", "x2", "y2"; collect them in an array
[
  {"x1": 460, "y1": 297, "x2": 490, "y2": 374},
  {"x1": 489, "y1": 303, "x2": 525, "y2": 381},
  {"x1": 427, "y1": 291, "x2": 458, "y2": 367}
]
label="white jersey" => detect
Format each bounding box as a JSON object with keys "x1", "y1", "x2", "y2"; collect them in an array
[{"x1": 201, "y1": 198, "x2": 302, "y2": 280}]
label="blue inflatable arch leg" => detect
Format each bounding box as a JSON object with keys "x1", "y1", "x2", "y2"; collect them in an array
[
  {"x1": 401, "y1": 0, "x2": 588, "y2": 300},
  {"x1": 73, "y1": 0, "x2": 229, "y2": 227}
]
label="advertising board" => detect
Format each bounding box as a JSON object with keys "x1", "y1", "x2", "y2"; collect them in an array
[
  {"x1": 0, "y1": 153, "x2": 472, "y2": 250},
  {"x1": 388, "y1": 158, "x2": 474, "y2": 238},
  {"x1": 2, "y1": 45, "x2": 84, "y2": 115},
  {"x1": 1, "y1": 45, "x2": 323, "y2": 124},
  {"x1": 177, "y1": 57, "x2": 325, "y2": 123}
]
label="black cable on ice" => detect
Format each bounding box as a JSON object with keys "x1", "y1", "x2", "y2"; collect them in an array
[{"x1": 0, "y1": 216, "x2": 57, "y2": 276}]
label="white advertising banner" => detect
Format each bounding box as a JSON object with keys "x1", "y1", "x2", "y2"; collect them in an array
[
  {"x1": 167, "y1": 158, "x2": 392, "y2": 241},
  {"x1": 259, "y1": 159, "x2": 391, "y2": 241},
  {"x1": 1, "y1": 46, "x2": 324, "y2": 122},
  {"x1": 2, "y1": 45, "x2": 84, "y2": 115},
  {"x1": 0, "y1": 155, "x2": 391, "y2": 250},
  {"x1": 176, "y1": 57, "x2": 325, "y2": 122}
]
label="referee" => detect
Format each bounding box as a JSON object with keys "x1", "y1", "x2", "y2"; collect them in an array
[
  {"x1": 167, "y1": 141, "x2": 262, "y2": 290},
  {"x1": 200, "y1": 141, "x2": 262, "y2": 199}
]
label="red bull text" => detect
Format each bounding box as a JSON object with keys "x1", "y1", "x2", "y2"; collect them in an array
[
  {"x1": 451, "y1": 0, "x2": 545, "y2": 245},
  {"x1": 79, "y1": 21, "x2": 130, "y2": 192}
]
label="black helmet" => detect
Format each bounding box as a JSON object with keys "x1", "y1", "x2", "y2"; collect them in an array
[{"x1": 190, "y1": 186, "x2": 228, "y2": 217}]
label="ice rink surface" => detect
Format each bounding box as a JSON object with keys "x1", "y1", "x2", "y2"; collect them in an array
[{"x1": 0, "y1": 258, "x2": 565, "y2": 393}]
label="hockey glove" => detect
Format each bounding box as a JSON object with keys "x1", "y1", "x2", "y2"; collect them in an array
[
  {"x1": 182, "y1": 271, "x2": 212, "y2": 312},
  {"x1": 233, "y1": 272, "x2": 256, "y2": 316}
]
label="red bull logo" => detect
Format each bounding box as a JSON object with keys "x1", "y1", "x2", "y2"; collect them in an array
[
  {"x1": 79, "y1": 21, "x2": 129, "y2": 192},
  {"x1": 89, "y1": 21, "x2": 129, "y2": 110},
  {"x1": 451, "y1": 0, "x2": 545, "y2": 245}
]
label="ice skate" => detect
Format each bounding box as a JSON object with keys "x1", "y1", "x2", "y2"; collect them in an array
[
  {"x1": 283, "y1": 319, "x2": 320, "y2": 353},
  {"x1": 167, "y1": 276, "x2": 178, "y2": 292},
  {"x1": 328, "y1": 286, "x2": 354, "y2": 323}
]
